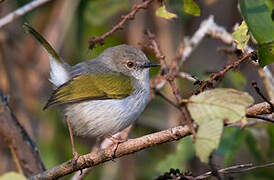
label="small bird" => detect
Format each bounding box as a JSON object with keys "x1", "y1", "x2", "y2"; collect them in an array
[{"x1": 23, "y1": 23, "x2": 159, "y2": 160}]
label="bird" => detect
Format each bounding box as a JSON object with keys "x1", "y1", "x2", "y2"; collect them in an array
[{"x1": 23, "y1": 23, "x2": 159, "y2": 161}]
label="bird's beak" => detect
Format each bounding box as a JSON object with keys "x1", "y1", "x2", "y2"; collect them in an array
[{"x1": 141, "y1": 61, "x2": 160, "y2": 68}]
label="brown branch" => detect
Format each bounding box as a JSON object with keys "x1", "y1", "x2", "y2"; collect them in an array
[
  {"x1": 0, "y1": 90, "x2": 45, "y2": 177},
  {"x1": 246, "y1": 101, "x2": 274, "y2": 115},
  {"x1": 88, "y1": 0, "x2": 155, "y2": 49},
  {"x1": 28, "y1": 100, "x2": 273, "y2": 180},
  {"x1": 30, "y1": 125, "x2": 193, "y2": 180},
  {"x1": 195, "y1": 52, "x2": 256, "y2": 94}
]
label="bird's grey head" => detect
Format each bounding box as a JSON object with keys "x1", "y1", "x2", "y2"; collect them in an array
[{"x1": 99, "y1": 45, "x2": 159, "y2": 80}]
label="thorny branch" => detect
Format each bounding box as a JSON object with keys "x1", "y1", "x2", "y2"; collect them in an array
[
  {"x1": 194, "y1": 52, "x2": 256, "y2": 94},
  {"x1": 0, "y1": 0, "x2": 53, "y2": 28},
  {"x1": 88, "y1": 0, "x2": 155, "y2": 49}
]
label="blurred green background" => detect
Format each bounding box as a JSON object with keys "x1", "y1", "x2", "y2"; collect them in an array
[{"x1": 0, "y1": 0, "x2": 273, "y2": 179}]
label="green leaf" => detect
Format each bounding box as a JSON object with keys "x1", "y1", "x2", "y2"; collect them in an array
[
  {"x1": 156, "y1": 5, "x2": 177, "y2": 19},
  {"x1": 0, "y1": 172, "x2": 26, "y2": 180},
  {"x1": 239, "y1": 0, "x2": 274, "y2": 43},
  {"x1": 195, "y1": 118, "x2": 223, "y2": 163},
  {"x1": 265, "y1": 0, "x2": 274, "y2": 20},
  {"x1": 258, "y1": 42, "x2": 274, "y2": 67},
  {"x1": 186, "y1": 88, "x2": 254, "y2": 162},
  {"x1": 187, "y1": 88, "x2": 254, "y2": 124},
  {"x1": 183, "y1": 0, "x2": 200, "y2": 16},
  {"x1": 232, "y1": 21, "x2": 250, "y2": 51},
  {"x1": 239, "y1": 0, "x2": 274, "y2": 67}
]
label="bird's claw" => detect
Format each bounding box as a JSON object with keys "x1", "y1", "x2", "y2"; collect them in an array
[
  {"x1": 72, "y1": 151, "x2": 81, "y2": 168},
  {"x1": 108, "y1": 137, "x2": 127, "y2": 161}
]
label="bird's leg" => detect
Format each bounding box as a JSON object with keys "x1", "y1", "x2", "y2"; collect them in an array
[
  {"x1": 66, "y1": 116, "x2": 80, "y2": 165},
  {"x1": 107, "y1": 136, "x2": 127, "y2": 160}
]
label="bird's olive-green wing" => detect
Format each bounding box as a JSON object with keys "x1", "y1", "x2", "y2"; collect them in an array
[{"x1": 43, "y1": 74, "x2": 133, "y2": 109}]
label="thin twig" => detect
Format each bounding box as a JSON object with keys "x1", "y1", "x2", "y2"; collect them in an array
[
  {"x1": 88, "y1": 0, "x2": 155, "y2": 49},
  {"x1": 0, "y1": 0, "x2": 53, "y2": 28},
  {"x1": 195, "y1": 52, "x2": 255, "y2": 94},
  {"x1": 226, "y1": 162, "x2": 274, "y2": 174},
  {"x1": 194, "y1": 162, "x2": 274, "y2": 179},
  {"x1": 246, "y1": 114, "x2": 274, "y2": 123},
  {"x1": 252, "y1": 82, "x2": 274, "y2": 112}
]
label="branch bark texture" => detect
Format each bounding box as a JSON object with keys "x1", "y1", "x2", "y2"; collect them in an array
[{"x1": 30, "y1": 125, "x2": 192, "y2": 180}]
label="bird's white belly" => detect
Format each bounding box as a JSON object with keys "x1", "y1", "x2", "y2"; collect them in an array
[{"x1": 64, "y1": 88, "x2": 149, "y2": 137}]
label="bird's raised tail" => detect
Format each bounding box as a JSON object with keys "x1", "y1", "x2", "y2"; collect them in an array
[{"x1": 23, "y1": 23, "x2": 69, "y2": 87}]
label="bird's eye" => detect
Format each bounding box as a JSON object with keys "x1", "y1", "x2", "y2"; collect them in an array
[{"x1": 126, "y1": 61, "x2": 135, "y2": 69}]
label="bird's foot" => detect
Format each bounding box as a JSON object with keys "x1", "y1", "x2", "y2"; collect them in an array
[
  {"x1": 108, "y1": 136, "x2": 127, "y2": 161},
  {"x1": 72, "y1": 151, "x2": 81, "y2": 168}
]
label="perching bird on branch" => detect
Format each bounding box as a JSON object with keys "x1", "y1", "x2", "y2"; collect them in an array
[{"x1": 23, "y1": 23, "x2": 159, "y2": 162}]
